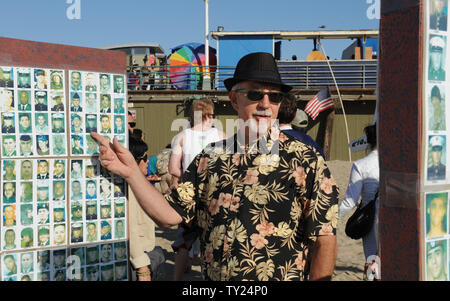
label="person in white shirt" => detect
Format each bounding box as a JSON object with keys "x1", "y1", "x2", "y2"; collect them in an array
[{"x1": 339, "y1": 123, "x2": 379, "y2": 280}]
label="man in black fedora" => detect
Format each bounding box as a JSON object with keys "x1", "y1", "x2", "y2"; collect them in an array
[{"x1": 90, "y1": 52, "x2": 338, "y2": 281}]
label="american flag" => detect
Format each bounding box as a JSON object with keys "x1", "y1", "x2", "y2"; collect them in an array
[{"x1": 304, "y1": 87, "x2": 334, "y2": 120}]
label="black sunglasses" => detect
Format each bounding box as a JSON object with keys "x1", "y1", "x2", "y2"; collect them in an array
[
  {"x1": 128, "y1": 122, "x2": 136, "y2": 128},
  {"x1": 136, "y1": 153, "x2": 147, "y2": 163},
  {"x1": 234, "y1": 89, "x2": 285, "y2": 103}
]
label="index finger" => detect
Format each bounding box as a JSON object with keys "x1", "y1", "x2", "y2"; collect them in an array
[{"x1": 90, "y1": 132, "x2": 111, "y2": 148}]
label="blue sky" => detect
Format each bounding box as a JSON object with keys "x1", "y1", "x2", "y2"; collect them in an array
[{"x1": 3, "y1": 0, "x2": 379, "y2": 60}]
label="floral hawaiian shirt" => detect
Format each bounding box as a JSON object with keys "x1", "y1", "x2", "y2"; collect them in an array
[{"x1": 165, "y1": 127, "x2": 339, "y2": 281}]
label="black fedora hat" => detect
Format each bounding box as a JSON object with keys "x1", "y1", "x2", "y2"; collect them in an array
[{"x1": 224, "y1": 52, "x2": 292, "y2": 92}]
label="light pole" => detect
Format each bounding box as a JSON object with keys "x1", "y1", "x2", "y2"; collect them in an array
[{"x1": 202, "y1": 0, "x2": 211, "y2": 90}]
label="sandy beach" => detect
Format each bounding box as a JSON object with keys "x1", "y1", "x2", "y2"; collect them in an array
[{"x1": 153, "y1": 160, "x2": 365, "y2": 281}]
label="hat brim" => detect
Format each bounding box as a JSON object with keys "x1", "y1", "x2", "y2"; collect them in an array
[{"x1": 224, "y1": 77, "x2": 292, "y2": 93}]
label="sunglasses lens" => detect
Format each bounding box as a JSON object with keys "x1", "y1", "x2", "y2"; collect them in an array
[
  {"x1": 128, "y1": 122, "x2": 136, "y2": 128},
  {"x1": 268, "y1": 93, "x2": 284, "y2": 103},
  {"x1": 247, "y1": 91, "x2": 264, "y2": 101}
]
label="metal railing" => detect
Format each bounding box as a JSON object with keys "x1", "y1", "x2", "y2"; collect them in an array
[{"x1": 126, "y1": 60, "x2": 378, "y2": 91}]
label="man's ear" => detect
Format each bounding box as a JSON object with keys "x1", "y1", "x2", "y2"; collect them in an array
[{"x1": 229, "y1": 91, "x2": 239, "y2": 111}]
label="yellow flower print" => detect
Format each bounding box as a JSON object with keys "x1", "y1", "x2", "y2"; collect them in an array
[
  {"x1": 177, "y1": 182, "x2": 195, "y2": 202},
  {"x1": 253, "y1": 154, "x2": 280, "y2": 175},
  {"x1": 244, "y1": 184, "x2": 269, "y2": 205},
  {"x1": 325, "y1": 204, "x2": 338, "y2": 228},
  {"x1": 273, "y1": 222, "x2": 293, "y2": 238},
  {"x1": 209, "y1": 225, "x2": 226, "y2": 250},
  {"x1": 256, "y1": 259, "x2": 275, "y2": 281}
]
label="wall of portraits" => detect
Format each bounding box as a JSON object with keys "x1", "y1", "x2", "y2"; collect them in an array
[{"x1": 0, "y1": 67, "x2": 128, "y2": 281}]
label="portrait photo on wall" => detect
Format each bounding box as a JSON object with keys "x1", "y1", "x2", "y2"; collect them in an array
[
  {"x1": 0, "y1": 67, "x2": 14, "y2": 88},
  {"x1": 427, "y1": 135, "x2": 447, "y2": 182},
  {"x1": 426, "y1": 192, "x2": 449, "y2": 239},
  {"x1": 17, "y1": 68, "x2": 31, "y2": 89},
  {"x1": 430, "y1": 0, "x2": 448, "y2": 31},
  {"x1": 429, "y1": 34, "x2": 447, "y2": 81},
  {"x1": 426, "y1": 240, "x2": 448, "y2": 281}
]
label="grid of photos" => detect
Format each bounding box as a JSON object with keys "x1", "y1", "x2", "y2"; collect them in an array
[
  {"x1": 1, "y1": 242, "x2": 128, "y2": 281},
  {"x1": 0, "y1": 67, "x2": 128, "y2": 281},
  {"x1": 424, "y1": 0, "x2": 450, "y2": 282},
  {"x1": 0, "y1": 67, "x2": 67, "y2": 158},
  {"x1": 68, "y1": 71, "x2": 127, "y2": 155}
]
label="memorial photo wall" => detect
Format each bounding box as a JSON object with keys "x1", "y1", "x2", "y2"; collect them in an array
[{"x1": 0, "y1": 65, "x2": 128, "y2": 281}]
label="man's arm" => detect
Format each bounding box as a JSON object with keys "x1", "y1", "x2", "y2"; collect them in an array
[
  {"x1": 91, "y1": 132, "x2": 182, "y2": 228},
  {"x1": 168, "y1": 133, "x2": 184, "y2": 179},
  {"x1": 308, "y1": 235, "x2": 337, "y2": 281}
]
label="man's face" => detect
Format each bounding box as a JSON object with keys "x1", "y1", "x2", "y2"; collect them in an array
[
  {"x1": 20, "y1": 116, "x2": 31, "y2": 130},
  {"x1": 72, "y1": 228, "x2": 82, "y2": 239},
  {"x1": 21, "y1": 254, "x2": 33, "y2": 270},
  {"x1": 19, "y1": 91, "x2": 29, "y2": 104},
  {"x1": 20, "y1": 139, "x2": 32, "y2": 154},
  {"x1": 115, "y1": 117, "x2": 123, "y2": 129},
  {"x1": 37, "y1": 188, "x2": 48, "y2": 201},
  {"x1": 72, "y1": 98, "x2": 80, "y2": 108},
  {"x1": 4, "y1": 205, "x2": 14, "y2": 220},
  {"x1": 71, "y1": 72, "x2": 81, "y2": 87},
  {"x1": 115, "y1": 265, "x2": 126, "y2": 279},
  {"x1": 54, "y1": 253, "x2": 65, "y2": 267},
  {"x1": 4, "y1": 183, "x2": 14, "y2": 198},
  {"x1": 86, "y1": 167, "x2": 95, "y2": 178},
  {"x1": 72, "y1": 182, "x2": 81, "y2": 195},
  {"x1": 432, "y1": 150, "x2": 442, "y2": 165},
  {"x1": 72, "y1": 162, "x2": 81, "y2": 173},
  {"x1": 3, "y1": 117, "x2": 12, "y2": 127},
  {"x1": 101, "y1": 244, "x2": 112, "y2": 260},
  {"x1": 38, "y1": 208, "x2": 49, "y2": 223},
  {"x1": 87, "y1": 183, "x2": 96, "y2": 196},
  {"x1": 36, "y1": 73, "x2": 45, "y2": 84},
  {"x1": 37, "y1": 115, "x2": 45, "y2": 126},
  {"x1": 18, "y1": 74, "x2": 29, "y2": 86},
  {"x1": 38, "y1": 252, "x2": 49, "y2": 265},
  {"x1": 87, "y1": 95, "x2": 95, "y2": 105},
  {"x1": 5, "y1": 165, "x2": 13, "y2": 176},
  {"x1": 115, "y1": 246, "x2": 125, "y2": 259},
  {"x1": 115, "y1": 77, "x2": 124, "y2": 88},
  {"x1": 53, "y1": 119, "x2": 63, "y2": 129},
  {"x1": 88, "y1": 224, "x2": 96, "y2": 237},
  {"x1": 55, "y1": 163, "x2": 64, "y2": 175},
  {"x1": 54, "y1": 183, "x2": 64, "y2": 197},
  {"x1": 36, "y1": 96, "x2": 45, "y2": 104},
  {"x1": 86, "y1": 73, "x2": 95, "y2": 85},
  {"x1": 101, "y1": 225, "x2": 111, "y2": 237},
  {"x1": 4, "y1": 257, "x2": 15, "y2": 271},
  {"x1": 21, "y1": 161, "x2": 32, "y2": 179},
  {"x1": 428, "y1": 245, "x2": 445, "y2": 279},
  {"x1": 101, "y1": 207, "x2": 110, "y2": 218},
  {"x1": 38, "y1": 139, "x2": 49, "y2": 151},
  {"x1": 100, "y1": 75, "x2": 109, "y2": 87},
  {"x1": 431, "y1": 50, "x2": 443, "y2": 71},
  {"x1": 73, "y1": 206, "x2": 82, "y2": 219},
  {"x1": 87, "y1": 206, "x2": 96, "y2": 215},
  {"x1": 72, "y1": 117, "x2": 81, "y2": 128},
  {"x1": 5, "y1": 230, "x2": 15, "y2": 245},
  {"x1": 115, "y1": 205, "x2": 124, "y2": 216},
  {"x1": 116, "y1": 221, "x2": 124, "y2": 235},
  {"x1": 88, "y1": 268, "x2": 99, "y2": 281},
  {"x1": 54, "y1": 137, "x2": 64, "y2": 150},
  {"x1": 3, "y1": 138, "x2": 15, "y2": 154},
  {"x1": 54, "y1": 210, "x2": 64, "y2": 222},
  {"x1": 54, "y1": 226, "x2": 65, "y2": 244},
  {"x1": 430, "y1": 197, "x2": 446, "y2": 227},
  {"x1": 38, "y1": 161, "x2": 48, "y2": 174},
  {"x1": 101, "y1": 117, "x2": 110, "y2": 130},
  {"x1": 39, "y1": 232, "x2": 49, "y2": 244},
  {"x1": 101, "y1": 96, "x2": 110, "y2": 108},
  {"x1": 21, "y1": 183, "x2": 32, "y2": 197}
]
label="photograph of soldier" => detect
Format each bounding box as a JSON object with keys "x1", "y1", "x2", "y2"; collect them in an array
[
  {"x1": 36, "y1": 135, "x2": 50, "y2": 156},
  {"x1": 37, "y1": 159, "x2": 49, "y2": 179},
  {"x1": 20, "y1": 228, "x2": 33, "y2": 249},
  {"x1": 17, "y1": 68, "x2": 31, "y2": 89},
  {"x1": 114, "y1": 199, "x2": 125, "y2": 218},
  {"x1": 37, "y1": 202, "x2": 50, "y2": 224},
  {"x1": 426, "y1": 240, "x2": 448, "y2": 280},
  {"x1": 3, "y1": 228, "x2": 16, "y2": 250},
  {"x1": 20, "y1": 204, "x2": 33, "y2": 225},
  {"x1": 429, "y1": 35, "x2": 446, "y2": 81},
  {"x1": 20, "y1": 182, "x2": 33, "y2": 202},
  {"x1": 71, "y1": 222, "x2": 83, "y2": 243},
  {"x1": 100, "y1": 94, "x2": 111, "y2": 113},
  {"x1": 2, "y1": 254, "x2": 17, "y2": 277},
  {"x1": 36, "y1": 186, "x2": 49, "y2": 202},
  {"x1": 54, "y1": 269, "x2": 66, "y2": 281},
  {"x1": 3, "y1": 204, "x2": 16, "y2": 226},
  {"x1": 86, "y1": 222, "x2": 98, "y2": 242},
  {"x1": 50, "y1": 71, "x2": 63, "y2": 90},
  {"x1": 71, "y1": 113, "x2": 83, "y2": 134},
  {"x1": 113, "y1": 75, "x2": 125, "y2": 93},
  {"x1": 85, "y1": 72, "x2": 98, "y2": 92},
  {"x1": 100, "y1": 243, "x2": 113, "y2": 263},
  {"x1": 0, "y1": 67, "x2": 14, "y2": 88},
  {"x1": 0, "y1": 88, "x2": 14, "y2": 111},
  {"x1": 71, "y1": 247, "x2": 86, "y2": 267},
  {"x1": 86, "y1": 135, "x2": 99, "y2": 155},
  {"x1": 426, "y1": 192, "x2": 448, "y2": 238},
  {"x1": 85, "y1": 93, "x2": 97, "y2": 112},
  {"x1": 53, "y1": 181, "x2": 65, "y2": 201},
  {"x1": 100, "y1": 114, "x2": 112, "y2": 134},
  {"x1": 71, "y1": 180, "x2": 83, "y2": 201},
  {"x1": 101, "y1": 264, "x2": 114, "y2": 281},
  {"x1": 3, "y1": 182, "x2": 16, "y2": 203},
  {"x1": 115, "y1": 219, "x2": 125, "y2": 239},
  {"x1": 115, "y1": 261, "x2": 128, "y2": 281},
  {"x1": 71, "y1": 134, "x2": 83, "y2": 155},
  {"x1": 35, "y1": 113, "x2": 48, "y2": 133},
  {"x1": 100, "y1": 73, "x2": 111, "y2": 93},
  {"x1": 37, "y1": 272, "x2": 50, "y2": 281},
  {"x1": 71, "y1": 201, "x2": 83, "y2": 222},
  {"x1": 20, "y1": 160, "x2": 33, "y2": 180},
  {"x1": 37, "y1": 250, "x2": 50, "y2": 272},
  {"x1": 19, "y1": 135, "x2": 33, "y2": 156},
  {"x1": 20, "y1": 252, "x2": 34, "y2": 274},
  {"x1": 71, "y1": 160, "x2": 83, "y2": 178},
  {"x1": 18, "y1": 113, "x2": 32, "y2": 133},
  {"x1": 427, "y1": 135, "x2": 446, "y2": 181},
  {"x1": 53, "y1": 201, "x2": 66, "y2": 223},
  {"x1": 113, "y1": 179, "x2": 126, "y2": 198},
  {"x1": 3, "y1": 160, "x2": 16, "y2": 180},
  {"x1": 53, "y1": 224, "x2": 66, "y2": 246},
  {"x1": 87, "y1": 266, "x2": 99, "y2": 281},
  {"x1": 18, "y1": 90, "x2": 31, "y2": 111},
  {"x1": 51, "y1": 93, "x2": 64, "y2": 112},
  {"x1": 86, "y1": 179, "x2": 97, "y2": 199},
  {"x1": 52, "y1": 249, "x2": 66, "y2": 269},
  {"x1": 34, "y1": 69, "x2": 47, "y2": 90},
  {"x1": 114, "y1": 98, "x2": 125, "y2": 114},
  {"x1": 85, "y1": 114, "x2": 97, "y2": 133},
  {"x1": 70, "y1": 71, "x2": 82, "y2": 91},
  {"x1": 70, "y1": 92, "x2": 82, "y2": 112},
  {"x1": 2, "y1": 135, "x2": 16, "y2": 157},
  {"x1": 100, "y1": 220, "x2": 112, "y2": 240},
  {"x1": 2, "y1": 112, "x2": 15, "y2": 133},
  {"x1": 37, "y1": 226, "x2": 50, "y2": 247},
  {"x1": 86, "y1": 200, "x2": 97, "y2": 220},
  {"x1": 114, "y1": 115, "x2": 125, "y2": 134},
  {"x1": 100, "y1": 200, "x2": 111, "y2": 219},
  {"x1": 114, "y1": 241, "x2": 127, "y2": 260},
  {"x1": 86, "y1": 245, "x2": 99, "y2": 264},
  {"x1": 430, "y1": 0, "x2": 448, "y2": 31},
  {"x1": 53, "y1": 159, "x2": 66, "y2": 179},
  {"x1": 51, "y1": 113, "x2": 65, "y2": 133},
  {"x1": 52, "y1": 134, "x2": 66, "y2": 156},
  {"x1": 100, "y1": 178, "x2": 112, "y2": 199},
  {"x1": 34, "y1": 91, "x2": 48, "y2": 111}
]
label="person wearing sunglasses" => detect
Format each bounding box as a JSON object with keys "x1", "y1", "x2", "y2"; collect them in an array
[{"x1": 91, "y1": 52, "x2": 338, "y2": 281}]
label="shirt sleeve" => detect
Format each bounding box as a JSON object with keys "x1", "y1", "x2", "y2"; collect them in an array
[
  {"x1": 338, "y1": 163, "x2": 363, "y2": 219},
  {"x1": 164, "y1": 153, "x2": 201, "y2": 227}
]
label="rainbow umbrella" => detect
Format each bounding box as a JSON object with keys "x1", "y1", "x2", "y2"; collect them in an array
[
  {"x1": 168, "y1": 45, "x2": 202, "y2": 90},
  {"x1": 192, "y1": 45, "x2": 217, "y2": 82}
]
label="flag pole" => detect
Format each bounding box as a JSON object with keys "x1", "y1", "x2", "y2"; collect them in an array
[{"x1": 318, "y1": 39, "x2": 352, "y2": 161}]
